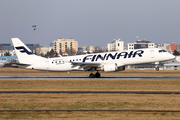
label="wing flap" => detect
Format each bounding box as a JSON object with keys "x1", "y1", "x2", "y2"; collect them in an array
[{"x1": 71, "y1": 62, "x2": 101, "y2": 70}]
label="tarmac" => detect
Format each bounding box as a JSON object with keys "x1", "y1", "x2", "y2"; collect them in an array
[{"x1": 1, "y1": 76, "x2": 180, "y2": 80}]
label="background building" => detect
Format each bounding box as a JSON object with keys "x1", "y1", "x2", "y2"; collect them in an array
[
  {"x1": 0, "y1": 44, "x2": 13, "y2": 51},
  {"x1": 26, "y1": 44, "x2": 40, "y2": 54},
  {"x1": 156, "y1": 42, "x2": 170, "y2": 51},
  {"x1": 53, "y1": 38, "x2": 78, "y2": 56},
  {"x1": 177, "y1": 44, "x2": 180, "y2": 52},
  {"x1": 168, "y1": 43, "x2": 177, "y2": 53},
  {"x1": 0, "y1": 44, "x2": 15, "y2": 56},
  {"x1": 36, "y1": 46, "x2": 53, "y2": 56},
  {"x1": 107, "y1": 38, "x2": 124, "y2": 52},
  {"x1": 89, "y1": 46, "x2": 95, "y2": 53},
  {"x1": 127, "y1": 36, "x2": 155, "y2": 50},
  {"x1": 81, "y1": 45, "x2": 89, "y2": 53}
]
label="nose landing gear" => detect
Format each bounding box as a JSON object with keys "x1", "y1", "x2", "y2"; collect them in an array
[
  {"x1": 155, "y1": 64, "x2": 159, "y2": 71},
  {"x1": 155, "y1": 66, "x2": 159, "y2": 71},
  {"x1": 155, "y1": 62, "x2": 159, "y2": 71}
]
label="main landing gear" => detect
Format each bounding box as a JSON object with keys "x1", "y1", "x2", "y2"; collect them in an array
[{"x1": 89, "y1": 71, "x2": 101, "y2": 78}]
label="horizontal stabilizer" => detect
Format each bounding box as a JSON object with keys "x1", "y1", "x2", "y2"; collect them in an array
[{"x1": 11, "y1": 63, "x2": 31, "y2": 68}]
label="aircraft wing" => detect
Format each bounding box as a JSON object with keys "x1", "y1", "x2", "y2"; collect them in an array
[{"x1": 71, "y1": 62, "x2": 101, "y2": 71}]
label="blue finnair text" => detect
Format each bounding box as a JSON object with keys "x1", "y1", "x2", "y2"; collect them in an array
[{"x1": 83, "y1": 50, "x2": 144, "y2": 62}]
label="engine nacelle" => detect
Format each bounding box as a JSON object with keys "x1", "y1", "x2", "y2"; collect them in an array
[{"x1": 102, "y1": 63, "x2": 125, "y2": 72}]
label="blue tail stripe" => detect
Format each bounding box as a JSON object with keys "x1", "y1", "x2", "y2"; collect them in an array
[{"x1": 15, "y1": 46, "x2": 33, "y2": 55}]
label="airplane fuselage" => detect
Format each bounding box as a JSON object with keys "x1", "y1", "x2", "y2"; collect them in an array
[
  {"x1": 11, "y1": 38, "x2": 175, "y2": 78},
  {"x1": 24, "y1": 48, "x2": 174, "y2": 71}
]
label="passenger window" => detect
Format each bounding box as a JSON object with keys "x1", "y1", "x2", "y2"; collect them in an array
[
  {"x1": 159, "y1": 50, "x2": 162, "y2": 53},
  {"x1": 162, "y1": 50, "x2": 166, "y2": 52}
]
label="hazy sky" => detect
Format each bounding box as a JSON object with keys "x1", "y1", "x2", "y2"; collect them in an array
[{"x1": 0, "y1": 0, "x2": 180, "y2": 47}]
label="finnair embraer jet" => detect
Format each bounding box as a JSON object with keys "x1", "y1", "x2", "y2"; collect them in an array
[{"x1": 12, "y1": 38, "x2": 175, "y2": 78}]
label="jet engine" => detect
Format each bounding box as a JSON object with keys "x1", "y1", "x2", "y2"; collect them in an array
[{"x1": 102, "y1": 63, "x2": 125, "y2": 72}]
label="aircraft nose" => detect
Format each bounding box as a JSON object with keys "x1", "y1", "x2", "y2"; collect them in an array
[
  {"x1": 176, "y1": 56, "x2": 180, "y2": 62},
  {"x1": 167, "y1": 53, "x2": 175, "y2": 59}
]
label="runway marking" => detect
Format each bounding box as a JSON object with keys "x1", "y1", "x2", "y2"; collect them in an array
[
  {"x1": 0, "y1": 91, "x2": 180, "y2": 94},
  {"x1": 1, "y1": 109, "x2": 180, "y2": 113},
  {"x1": 0, "y1": 76, "x2": 180, "y2": 80}
]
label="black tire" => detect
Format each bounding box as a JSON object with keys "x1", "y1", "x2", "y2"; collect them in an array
[
  {"x1": 155, "y1": 67, "x2": 159, "y2": 71},
  {"x1": 95, "y1": 72, "x2": 101, "y2": 78},
  {"x1": 89, "y1": 73, "x2": 95, "y2": 78}
]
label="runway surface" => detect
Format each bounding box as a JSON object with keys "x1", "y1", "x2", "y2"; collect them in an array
[
  {"x1": 1, "y1": 76, "x2": 180, "y2": 80},
  {"x1": 0, "y1": 91, "x2": 180, "y2": 94},
  {"x1": 1, "y1": 109, "x2": 180, "y2": 113},
  {"x1": 1, "y1": 76, "x2": 180, "y2": 94}
]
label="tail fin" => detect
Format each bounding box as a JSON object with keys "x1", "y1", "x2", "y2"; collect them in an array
[{"x1": 11, "y1": 38, "x2": 45, "y2": 64}]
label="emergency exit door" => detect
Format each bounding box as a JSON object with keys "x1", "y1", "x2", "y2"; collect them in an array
[
  {"x1": 150, "y1": 50, "x2": 154, "y2": 58},
  {"x1": 45, "y1": 61, "x2": 49, "y2": 70}
]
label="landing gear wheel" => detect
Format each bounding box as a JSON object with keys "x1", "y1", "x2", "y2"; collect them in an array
[
  {"x1": 95, "y1": 71, "x2": 101, "y2": 78},
  {"x1": 155, "y1": 67, "x2": 159, "y2": 71},
  {"x1": 155, "y1": 63, "x2": 160, "y2": 71},
  {"x1": 89, "y1": 73, "x2": 95, "y2": 78}
]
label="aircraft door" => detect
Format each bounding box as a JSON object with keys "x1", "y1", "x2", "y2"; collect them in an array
[
  {"x1": 150, "y1": 50, "x2": 154, "y2": 58},
  {"x1": 45, "y1": 61, "x2": 49, "y2": 70}
]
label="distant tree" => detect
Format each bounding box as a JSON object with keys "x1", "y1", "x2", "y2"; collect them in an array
[
  {"x1": 59, "y1": 50, "x2": 63, "y2": 56},
  {"x1": 49, "y1": 49, "x2": 55, "y2": 55},
  {"x1": 76, "y1": 51, "x2": 83, "y2": 55},
  {"x1": 173, "y1": 50, "x2": 180, "y2": 56},
  {"x1": 35, "y1": 47, "x2": 41, "y2": 56},
  {"x1": 44, "y1": 49, "x2": 57, "y2": 58},
  {"x1": 4, "y1": 51, "x2": 11, "y2": 56},
  {"x1": 40, "y1": 53, "x2": 45, "y2": 57},
  {"x1": 66, "y1": 48, "x2": 76, "y2": 56},
  {"x1": 105, "y1": 47, "x2": 108, "y2": 52},
  {"x1": 94, "y1": 46, "x2": 104, "y2": 53},
  {"x1": 55, "y1": 53, "x2": 58, "y2": 57}
]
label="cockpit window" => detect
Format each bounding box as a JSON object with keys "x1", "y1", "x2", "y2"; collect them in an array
[{"x1": 159, "y1": 50, "x2": 167, "y2": 53}]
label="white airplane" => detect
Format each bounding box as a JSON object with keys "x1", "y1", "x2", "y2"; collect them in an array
[{"x1": 11, "y1": 38, "x2": 175, "y2": 78}]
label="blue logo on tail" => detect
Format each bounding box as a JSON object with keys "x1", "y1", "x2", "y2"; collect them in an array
[{"x1": 15, "y1": 46, "x2": 33, "y2": 55}]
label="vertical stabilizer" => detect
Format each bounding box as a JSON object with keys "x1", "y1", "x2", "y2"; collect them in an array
[{"x1": 11, "y1": 38, "x2": 45, "y2": 64}]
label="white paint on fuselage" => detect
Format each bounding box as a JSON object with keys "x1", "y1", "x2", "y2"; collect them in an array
[{"x1": 26, "y1": 48, "x2": 175, "y2": 71}]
